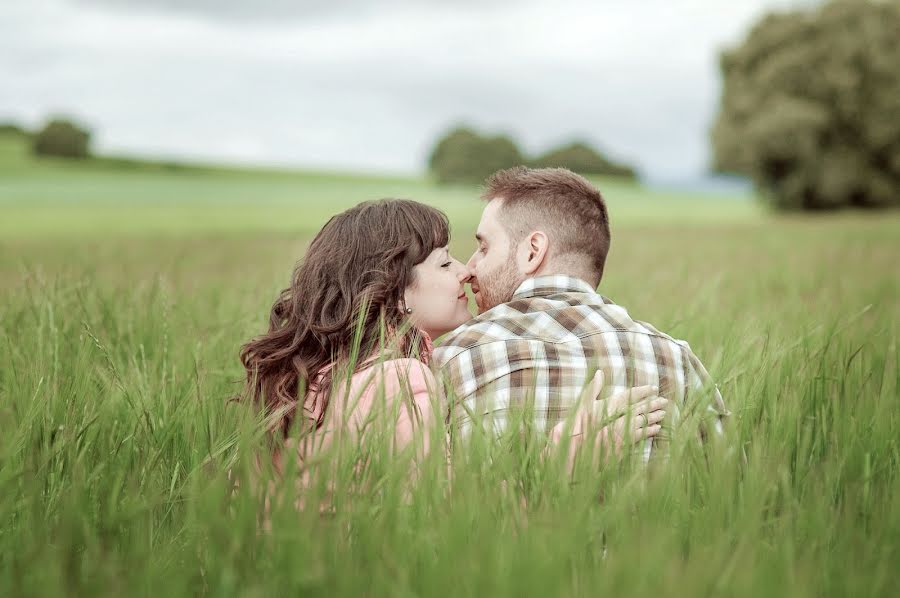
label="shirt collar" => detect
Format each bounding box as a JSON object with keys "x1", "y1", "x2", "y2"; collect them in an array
[{"x1": 512, "y1": 275, "x2": 597, "y2": 300}]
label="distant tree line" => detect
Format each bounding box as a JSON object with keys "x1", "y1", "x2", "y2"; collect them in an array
[
  {"x1": 712, "y1": 0, "x2": 900, "y2": 210},
  {"x1": 0, "y1": 117, "x2": 92, "y2": 159},
  {"x1": 0, "y1": 123, "x2": 28, "y2": 136},
  {"x1": 428, "y1": 126, "x2": 637, "y2": 185}
]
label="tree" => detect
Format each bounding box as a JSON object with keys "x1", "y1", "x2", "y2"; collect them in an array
[
  {"x1": 32, "y1": 118, "x2": 91, "y2": 159},
  {"x1": 531, "y1": 141, "x2": 637, "y2": 180},
  {"x1": 428, "y1": 126, "x2": 524, "y2": 184},
  {"x1": 712, "y1": 0, "x2": 900, "y2": 210},
  {"x1": 0, "y1": 123, "x2": 28, "y2": 136}
]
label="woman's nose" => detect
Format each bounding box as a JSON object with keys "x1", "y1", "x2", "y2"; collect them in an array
[{"x1": 455, "y1": 261, "x2": 473, "y2": 282}]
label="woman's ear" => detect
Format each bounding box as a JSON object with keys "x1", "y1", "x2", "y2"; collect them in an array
[
  {"x1": 402, "y1": 262, "x2": 423, "y2": 315},
  {"x1": 400, "y1": 288, "x2": 414, "y2": 315}
]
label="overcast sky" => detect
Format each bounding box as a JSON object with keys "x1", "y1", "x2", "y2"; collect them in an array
[{"x1": 1, "y1": 0, "x2": 812, "y2": 180}]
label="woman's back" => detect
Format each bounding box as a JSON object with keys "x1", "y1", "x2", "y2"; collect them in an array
[{"x1": 280, "y1": 357, "x2": 439, "y2": 472}]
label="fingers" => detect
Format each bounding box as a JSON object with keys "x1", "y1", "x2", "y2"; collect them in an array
[
  {"x1": 638, "y1": 424, "x2": 663, "y2": 438},
  {"x1": 623, "y1": 385, "x2": 659, "y2": 404},
  {"x1": 630, "y1": 408, "x2": 666, "y2": 432},
  {"x1": 629, "y1": 397, "x2": 668, "y2": 416},
  {"x1": 608, "y1": 396, "x2": 667, "y2": 422},
  {"x1": 590, "y1": 370, "x2": 605, "y2": 397},
  {"x1": 605, "y1": 385, "x2": 658, "y2": 414},
  {"x1": 644, "y1": 409, "x2": 667, "y2": 427},
  {"x1": 582, "y1": 370, "x2": 606, "y2": 406},
  {"x1": 611, "y1": 401, "x2": 669, "y2": 448}
]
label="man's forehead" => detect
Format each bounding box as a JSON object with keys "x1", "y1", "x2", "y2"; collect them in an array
[
  {"x1": 477, "y1": 198, "x2": 504, "y2": 234},
  {"x1": 483, "y1": 197, "x2": 504, "y2": 216}
]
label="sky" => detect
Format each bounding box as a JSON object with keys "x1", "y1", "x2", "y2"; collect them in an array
[{"x1": 0, "y1": 0, "x2": 813, "y2": 181}]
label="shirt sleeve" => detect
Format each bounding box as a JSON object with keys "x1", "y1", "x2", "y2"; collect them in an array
[{"x1": 682, "y1": 345, "x2": 730, "y2": 441}]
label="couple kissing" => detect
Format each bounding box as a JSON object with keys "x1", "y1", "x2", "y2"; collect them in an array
[{"x1": 239, "y1": 166, "x2": 729, "y2": 482}]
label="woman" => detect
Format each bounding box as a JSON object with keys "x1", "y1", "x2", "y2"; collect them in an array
[{"x1": 239, "y1": 199, "x2": 666, "y2": 479}]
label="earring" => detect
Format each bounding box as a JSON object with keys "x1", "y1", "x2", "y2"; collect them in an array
[{"x1": 405, "y1": 307, "x2": 413, "y2": 314}]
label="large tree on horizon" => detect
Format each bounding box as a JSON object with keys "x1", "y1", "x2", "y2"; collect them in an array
[
  {"x1": 531, "y1": 141, "x2": 636, "y2": 180},
  {"x1": 711, "y1": 0, "x2": 900, "y2": 210},
  {"x1": 33, "y1": 118, "x2": 92, "y2": 160},
  {"x1": 428, "y1": 126, "x2": 524, "y2": 185}
]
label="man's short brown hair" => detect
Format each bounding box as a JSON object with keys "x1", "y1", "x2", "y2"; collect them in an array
[{"x1": 481, "y1": 166, "x2": 611, "y2": 283}]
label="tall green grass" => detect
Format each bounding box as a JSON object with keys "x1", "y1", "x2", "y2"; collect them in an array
[
  {"x1": 1, "y1": 133, "x2": 897, "y2": 596},
  {"x1": 1, "y1": 202, "x2": 897, "y2": 596}
]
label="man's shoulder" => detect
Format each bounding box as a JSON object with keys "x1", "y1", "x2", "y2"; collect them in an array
[
  {"x1": 436, "y1": 293, "x2": 638, "y2": 358},
  {"x1": 432, "y1": 298, "x2": 543, "y2": 363},
  {"x1": 435, "y1": 293, "x2": 696, "y2": 363},
  {"x1": 433, "y1": 316, "x2": 510, "y2": 363}
]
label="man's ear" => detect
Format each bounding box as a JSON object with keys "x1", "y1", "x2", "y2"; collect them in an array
[{"x1": 516, "y1": 231, "x2": 549, "y2": 275}]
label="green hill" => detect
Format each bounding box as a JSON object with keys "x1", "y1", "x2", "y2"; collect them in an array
[{"x1": 0, "y1": 132, "x2": 758, "y2": 239}]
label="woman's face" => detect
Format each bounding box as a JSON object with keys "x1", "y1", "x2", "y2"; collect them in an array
[{"x1": 404, "y1": 246, "x2": 473, "y2": 340}]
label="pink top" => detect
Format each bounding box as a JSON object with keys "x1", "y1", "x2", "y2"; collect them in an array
[
  {"x1": 286, "y1": 356, "x2": 437, "y2": 462},
  {"x1": 251, "y1": 356, "x2": 437, "y2": 516}
]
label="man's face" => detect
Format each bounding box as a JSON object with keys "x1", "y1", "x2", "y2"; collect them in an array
[{"x1": 467, "y1": 199, "x2": 524, "y2": 314}]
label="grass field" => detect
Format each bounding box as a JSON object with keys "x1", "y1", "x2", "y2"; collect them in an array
[{"x1": 1, "y1": 133, "x2": 898, "y2": 596}]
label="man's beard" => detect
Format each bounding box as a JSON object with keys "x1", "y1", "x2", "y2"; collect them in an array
[{"x1": 474, "y1": 257, "x2": 523, "y2": 314}]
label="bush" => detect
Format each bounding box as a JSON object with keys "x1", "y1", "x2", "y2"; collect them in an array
[
  {"x1": 32, "y1": 118, "x2": 91, "y2": 159},
  {"x1": 711, "y1": 0, "x2": 900, "y2": 210},
  {"x1": 428, "y1": 126, "x2": 524, "y2": 185},
  {"x1": 531, "y1": 142, "x2": 637, "y2": 180},
  {"x1": 0, "y1": 122, "x2": 28, "y2": 136}
]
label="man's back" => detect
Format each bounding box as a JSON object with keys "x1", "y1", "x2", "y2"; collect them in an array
[{"x1": 434, "y1": 275, "x2": 728, "y2": 452}]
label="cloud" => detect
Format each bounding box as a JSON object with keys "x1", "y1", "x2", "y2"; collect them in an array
[
  {"x1": 0, "y1": 0, "x2": 812, "y2": 179},
  {"x1": 76, "y1": 0, "x2": 511, "y2": 23}
]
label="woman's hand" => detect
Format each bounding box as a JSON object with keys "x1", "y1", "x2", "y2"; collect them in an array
[{"x1": 548, "y1": 370, "x2": 668, "y2": 472}]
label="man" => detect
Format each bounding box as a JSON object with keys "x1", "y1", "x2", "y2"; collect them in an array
[{"x1": 433, "y1": 167, "x2": 728, "y2": 457}]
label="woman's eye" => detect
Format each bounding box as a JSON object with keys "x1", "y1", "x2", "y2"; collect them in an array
[{"x1": 441, "y1": 261, "x2": 452, "y2": 269}]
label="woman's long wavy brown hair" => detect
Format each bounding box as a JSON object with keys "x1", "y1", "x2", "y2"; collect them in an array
[{"x1": 239, "y1": 199, "x2": 450, "y2": 437}]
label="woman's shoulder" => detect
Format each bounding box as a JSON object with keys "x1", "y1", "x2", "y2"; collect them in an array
[
  {"x1": 341, "y1": 358, "x2": 436, "y2": 401},
  {"x1": 366, "y1": 358, "x2": 436, "y2": 391},
  {"x1": 333, "y1": 359, "x2": 436, "y2": 421}
]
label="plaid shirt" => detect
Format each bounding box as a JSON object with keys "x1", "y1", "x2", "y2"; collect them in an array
[{"x1": 433, "y1": 276, "x2": 728, "y2": 452}]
